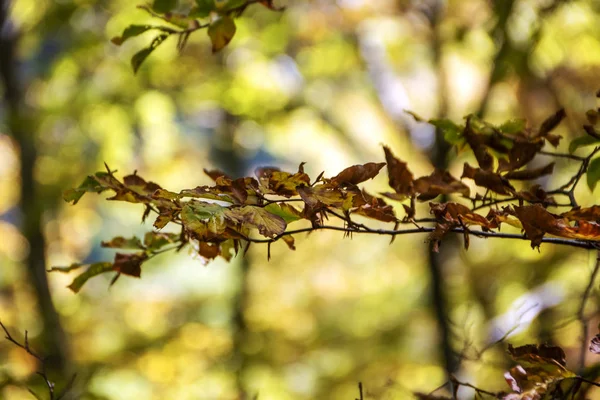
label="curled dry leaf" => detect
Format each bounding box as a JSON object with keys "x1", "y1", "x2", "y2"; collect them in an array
[
  {"x1": 330, "y1": 162, "x2": 385, "y2": 187},
  {"x1": 413, "y1": 169, "x2": 470, "y2": 201},
  {"x1": 383, "y1": 146, "x2": 414, "y2": 196},
  {"x1": 462, "y1": 163, "x2": 515, "y2": 195}
]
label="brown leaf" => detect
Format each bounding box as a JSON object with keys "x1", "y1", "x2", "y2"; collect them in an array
[
  {"x1": 383, "y1": 146, "x2": 414, "y2": 195},
  {"x1": 113, "y1": 252, "x2": 147, "y2": 277},
  {"x1": 297, "y1": 185, "x2": 352, "y2": 209},
  {"x1": 330, "y1": 162, "x2": 385, "y2": 187},
  {"x1": 562, "y1": 206, "x2": 600, "y2": 222},
  {"x1": 464, "y1": 116, "x2": 494, "y2": 170},
  {"x1": 101, "y1": 236, "x2": 144, "y2": 250},
  {"x1": 514, "y1": 204, "x2": 600, "y2": 247},
  {"x1": 256, "y1": 166, "x2": 310, "y2": 197},
  {"x1": 462, "y1": 163, "x2": 515, "y2": 195},
  {"x1": 198, "y1": 242, "x2": 220, "y2": 261},
  {"x1": 507, "y1": 344, "x2": 567, "y2": 367},
  {"x1": 515, "y1": 185, "x2": 556, "y2": 207},
  {"x1": 537, "y1": 108, "x2": 566, "y2": 139},
  {"x1": 499, "y1": 140, "x2": 543, "y2": 172},
  {"x1": 503, "y1": 344, "x2": 576, "y2": 400},
  {"x1": 123, "y1": 174, "x2": 162, "y2": 196},
  {"x1": 503, "y1": 163, "x2": 555, "y2": 181},
  {"x1": 282, "y1": 235, "x2": 295, "y2": 250},
  {"x1": 512, "y1": 205, "x2": 560, "y2": 248},
  {"x1": 204, "y1": 168, "x2": 230, "y2": 181},
  {"x1": 429, "y1": 202, "x2": 492, "y2": 250},
  {"x1": 414, "y1": 169, "x2": 470, "y2": 201},
  {"x1": 352, "y1": 203, "x2": 397, "y2": 223}
]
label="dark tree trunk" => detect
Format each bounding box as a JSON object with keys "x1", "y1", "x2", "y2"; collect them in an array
[{"x1": 0, "y1": 0, "x2": 71, "y2": 384}]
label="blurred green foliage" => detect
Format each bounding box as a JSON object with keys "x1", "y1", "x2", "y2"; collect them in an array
[{"x1": 2, "y1": 0, "x2": 600, "y2": 399}]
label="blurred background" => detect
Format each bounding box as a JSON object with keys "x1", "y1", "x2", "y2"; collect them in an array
[{"x1": 1, "y1": 0, "x2": 600, "y2": 399}]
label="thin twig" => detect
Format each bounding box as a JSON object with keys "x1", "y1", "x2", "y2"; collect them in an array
[
  {"x1": 0, "y1": 320, "x2": 73, "y2": 400},
  {"x1": 578, "y1": 250, "x2": 600, "y2": 372},
  {"x1": 244, "y1": 224, "x2": 600, "y2": 250}
]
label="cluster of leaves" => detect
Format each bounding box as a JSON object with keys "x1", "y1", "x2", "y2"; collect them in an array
[
  {"x1": 418, "y1": 344, "x2": 600, "y2": 399},
  {"x1": 54, "y1": 99, "x2": 600, "y2": 295},
  {"x1": 111, "y1": 0, "x2": 283, "y2": 72}
]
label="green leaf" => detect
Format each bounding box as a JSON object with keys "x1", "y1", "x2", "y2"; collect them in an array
[
  {"x1": 587, "y1": 157, "x2": 600, "y2": 191},
  {"x1": 152, "y1": 0, "x2": 177, "y2": 13},
  {"x1": 63, "y1": 175, "x2": 105, "y2": 204},
  {"x1": 111, "y1": 25, "x2": 155, "y2": 46},
  {"x1": 131, "y1": 33, "x2": 169, "y2": 74},
  {"x1": 68, "y1": 262, "x2": 115, "y2": 293},
  {"x1": 181, "y1": 201, "x2": 227, "y2": 239},
  {"x1": 569, "y1": 135, "x2": 600, "y2": 153},
  {"x1": 144, "y1": 232, "x2": 180, "y2": 251},
  {"x1": 207, "y1": 15, "x2": 236, "y2": 53},
  {"x1": 191, "y1": 0, "x2": 215, "y2": 17},
  {"x1": 222, "y1": 0, "x2": 247, "y2": 11},
  {"x1": 264, "y1": 203, "x2": 302, "y2": 224},
  {"x1": 48, "y1": 263, "x2": 86, "y2": 273},
  {"x1": 225, "y1": 206, "x2": 286, "y2": 238},
  {"x1": 429, "y1": 119, "x2": 464, "y2": 145},
  {"x1": 498, "y1": 118, "x2": 526, "y2": 134}
]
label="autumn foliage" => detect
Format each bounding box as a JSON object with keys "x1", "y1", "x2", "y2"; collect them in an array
[{"x1": 42, "y1": 1, "x2": 600, "y2": 399}]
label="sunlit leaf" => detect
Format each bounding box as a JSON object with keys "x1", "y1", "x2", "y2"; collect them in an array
[
  {"x1": 498, "y1": 118, "x2": 526, "y2": 134},
  {"x1": 131, "y1": 33, "x2": 169, "y2": 73},
  {"x1": 297, "y1": 185, "x2": 351, "y2": 209},
  {"x1": 226, "y1": 206, "x2": 286, "y2": 238},
  {"x1": 67, "y1": 262, "x2": 114, "y2": 293},
  {"x1": 63, "y1": 175, "x2": 106, "y2": 204},
  {"x1": 181, "y1": 201, "x2": 227, "y2": 239},
  {"x1": 264, "y1": 203, "x2": 302, "y2": 223},
  {"x1": 256, "y1": 166, "x2": 310, "y2": 197},
  {"x1": 429, "y1": 118, "x2": 464, "y2": 145},
  {"x1": 330, "y1": 162, "x2": 385, "y2": 187},
  {"x1": 111, "y1": 25, "x2": 157, "y2": 46},
  {"x1": 143, "y1": 232, "x2": 180, "y2": 251},
  {"x1": 208, "y1": 15, "x2": 236, "y2": 53},
  {"x1": 569, "y1": 135, "x2": 600, "y2": 153}
]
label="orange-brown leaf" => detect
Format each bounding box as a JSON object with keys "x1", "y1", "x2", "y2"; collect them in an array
[
  {"x1": 330, "y1": 162, "x2": 385, "y2": 187},
  {"x1": 383, "y1": 146, "x2": 414, "y2": 195},
  {"x1": 464, "y1": 116, "x2": 494, "y2": 170},
  {"x1": 462, "y1": 163, "x2": 515, "y2": 195},
  {"x1": 503, "y1": 162, "x2": 555, "y2": 181},
  {"x1": 414, "y1": 169, "x2": 470, "y2": 201}
]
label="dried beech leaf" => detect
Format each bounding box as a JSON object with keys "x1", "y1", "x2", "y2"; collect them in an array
[
  {"x1": 330, "y1": 162, "x2": 385, "y2": 187},
  {"x1": 503, "y1": 163, "x2": 555, "y2": 181},
  {"x1": 462, "y1": 163, "x2": 515, "y2": 195},
  {"x1": 383, "y1": 146, "x2": 414, "y2": 195},
  {"x1": 414, "y1": 169, "x2": 470, "y2": 201}
]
